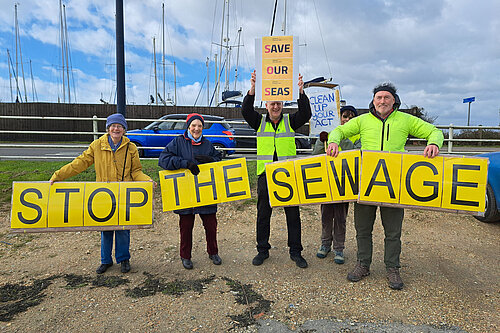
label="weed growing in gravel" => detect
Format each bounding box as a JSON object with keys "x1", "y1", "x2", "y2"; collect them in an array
[
  {"x1": 223, "y1": 277, "x2": 272, "y2": 330},
  {"x1": 0, "y1": 276, "x2": 58, "y2": 322},
  {"x1": 125, "y1": 272, "x2": 215, "y2": 298}
]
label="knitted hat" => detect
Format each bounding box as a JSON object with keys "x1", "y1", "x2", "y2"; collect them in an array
[
  {"x1": 186, "y1": 113, "x2": 205, "y2": 127},
  {"x1": 340, "y1": 105, "x2": 358, "y2": 117},
  {"x1": 371, "y1": 83, "x2": 401, "y2": 111},
  {"x1": 106, "y1": 113, "x2": 128, "y2": 131}
]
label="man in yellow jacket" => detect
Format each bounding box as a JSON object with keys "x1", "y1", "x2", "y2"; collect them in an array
[
  {"x1": 50, "y1": 113, "x2": 152, "y2": 274},
  {"x1": 327, "y1": 83, "x2": 443, "y2": 290}
]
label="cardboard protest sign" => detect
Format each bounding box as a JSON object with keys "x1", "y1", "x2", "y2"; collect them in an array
[
  {"x1": 255, "y1": 35, "x2": 298, "y2": 101},
  {"x1": 11, "y1": 181, "x2": 153, "y2": 233},
  {"x1": 265, "y1": 151, "x2": 488, "y2": 215},
  {"x1": 159, "y1": 158, "x2": 251, "y2": 212},
  {"x1": 308, "y1": 89, "x2": 340, "y2": 137}
]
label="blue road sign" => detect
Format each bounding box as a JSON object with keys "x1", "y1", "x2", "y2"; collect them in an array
[{"x1": 463, "y1": 97, "x2": 475, "y2": 103}]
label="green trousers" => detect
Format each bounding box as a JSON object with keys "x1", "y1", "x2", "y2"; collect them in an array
[{"x1": 353, "y1": 203, "x2": 404, "y2": 269}]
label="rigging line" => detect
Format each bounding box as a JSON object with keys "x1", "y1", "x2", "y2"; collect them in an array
[
  {"x1": 312, "y1": 0, "x2": 332, "y2": 78},
  {"x1": 29, "y1": 60, "x2": 38, "y2": 102},
  {"x1": 270, "y1": 0, "x2": 278, "y2": 36},
  {"x1": 194, "y1": 76, "x2": 207, "y2": 106},
  {"x1": 209, "y1": 57, "x2": 227, "y2": 106}
]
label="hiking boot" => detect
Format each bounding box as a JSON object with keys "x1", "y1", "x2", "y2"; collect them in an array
[
  {"x1": 96, "y1": 263, "x2": 113, "y2": 274},
  {"x1": 386, "y1": 267, "x2": 404, "y2": 290},
  {"x1": 316, "y1": 245, "x2": 331, "y2": 259},
  {"x1": 252, "y1": 252, "x2": 269, "y2": 266},
  {"x1": 209, "y1": 254, "x2": 222, "y2": 265},
  {"x1": 120, "y1": 260, "x2": 131, "y2": 273},
  {"x1": 333, "y1": 251, "x2": 345, "y2": 264},
  {"x1": 181, "y1": 258, "x2": 193, "y2": 269},
  {"x1": 290, "y1": 254, "x2": 308, "y2": 268},
  {"x1": 347, "y1": 262, "x2": 370, "y2": 282}
]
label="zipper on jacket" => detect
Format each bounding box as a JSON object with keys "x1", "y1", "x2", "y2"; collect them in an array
[
  {"x1": 380, "y1": 122, "x2": 385, "y2": 150},
  {"x1": 387, "y1": 123, "x2": 390, "y2": 141}
]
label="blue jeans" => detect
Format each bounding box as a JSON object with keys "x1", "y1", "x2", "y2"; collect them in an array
[{"x1": 100, "y1": 230, "x2": 131, "y2": 264}]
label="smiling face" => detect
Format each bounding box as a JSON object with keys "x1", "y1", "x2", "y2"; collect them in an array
[
  {"x1": 373, "y1": 91, "x2": 395, "y2": 117},
  {"x1": 107, "y1": 123, "x2": 125, "y2": 143},
  {"x1": 265, "y1": 101, "x2": 284, "y2": 122},
  {"x1": 188, "y1": 119, "x2": 203, "y2": 140},
  {"x1": 340, "y1": 111, "x2": 355, "y2": 125}
]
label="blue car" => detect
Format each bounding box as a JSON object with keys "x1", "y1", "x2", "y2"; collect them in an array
[
  {"x1": 126, "y1": 114, "x2": 235, "y2": 158},
  {"x1": 475, "y1": 151, "x2": 500, "y2": 223}
]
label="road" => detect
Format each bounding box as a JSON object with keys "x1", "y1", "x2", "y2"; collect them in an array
[{"x1": 0, "y1": 143, "x2": 495, "y2": 161}]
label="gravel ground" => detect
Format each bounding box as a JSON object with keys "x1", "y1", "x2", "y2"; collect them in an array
[{"x1": 0, "y1": 191, "x2": 499, "y2": 332}]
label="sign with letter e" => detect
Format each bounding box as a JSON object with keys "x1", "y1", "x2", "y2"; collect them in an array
[{"x1": 441, "y1": 156, "x2": 487, "y2": 212}]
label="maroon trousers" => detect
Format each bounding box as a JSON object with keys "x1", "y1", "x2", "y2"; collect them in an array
[{"x1": 179, "y1": 213, "x2": 218, "y2": 260}]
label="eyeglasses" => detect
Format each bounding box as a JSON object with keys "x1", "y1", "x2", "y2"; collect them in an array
[
  {"x1": 341, "y1": 114, "x2": 354, "y2": 119},
  {"x1": 109, "y1": 124, "x2": 124, "y2": 129}
]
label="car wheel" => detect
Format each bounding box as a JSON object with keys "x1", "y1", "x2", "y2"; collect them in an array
[
  {"x1": 133, "y1": 142, "x2": 144, "y2": 158},
  {"x1": 474, "y1": 184, "x2": 500, "y2": 223},
  {"x1": 295, "y1": 139, "x2": 302, "y2": 150},
  {"x1": 213, "y1": 143, "x2": 226, "y2": 159}
]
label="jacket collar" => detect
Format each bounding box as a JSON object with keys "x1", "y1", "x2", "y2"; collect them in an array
[{"x1": 100, "y1": 134, "x2": 130, "y2": 151}]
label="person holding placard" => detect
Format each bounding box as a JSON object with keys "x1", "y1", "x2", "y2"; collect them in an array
[
  {"x1": 313, "y1": 106, "x2": 360, "y2": 264},
  {"x1": 242, "y1": 70, "x2": 312, "y2": 268},
  {"x1": 327, "y1": 83, "x2": 443, "y2": 289},
  {"x1": 158, "y1": 113, "x2": 223, "y2": 270},
  {"x1": 49, "y1": 113, "x2": 153, "y2": 274}
]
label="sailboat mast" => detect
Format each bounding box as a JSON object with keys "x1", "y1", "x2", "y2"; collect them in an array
[
  {"x1": 162, "y1": 3, "x2": 166, "y2": 102},
  {"x1": 233, "y1": 27, "x2": 241, "y2": 91},
  {"x1": 224, "y1": 0, "x2": 230, "y2": 92},
  {"x1": 217, "y1": 0, "x2": 226, "y2": 105},
  {"x1": 282, "y1": 0, "x2": 287, "y2": 35},
  {"x1": 15, "y1": 4, "x2": 28, "y2": 102},
  {"x1": 63, "y1": 4, "x2": 71, "y2": 103},
  {"x1": 59, "y1": 0, "x2": 65, "y2": 102},
  {"x1": 153, "y1": 37, "x2": 158, "y2": 105},
  {"x1": 206, "y1": 57, "x2": 210, "y2": 106},
  {"x1": 7, "y1": 49, "x2": 13, "y2": 102}
]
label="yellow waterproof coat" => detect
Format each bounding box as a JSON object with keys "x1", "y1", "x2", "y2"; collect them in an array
[{"x1": 50, "y1": 134, "x2": 151, "y2": 182}]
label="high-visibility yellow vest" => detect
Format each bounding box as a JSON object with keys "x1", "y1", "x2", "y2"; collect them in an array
[{"x1": 256, "y1": 114, "x2": 296, "y2": 175}]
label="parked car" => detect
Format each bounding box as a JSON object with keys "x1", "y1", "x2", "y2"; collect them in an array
[
  {"x1": 126, "y1": 114, "x2": 235, "y2": 158},
  {"x1": 474, "y1": 151, "x2": 500, "y2": 223},
  {"x1": 230, "y1": 119, "x2": 311, "y2": 152}
]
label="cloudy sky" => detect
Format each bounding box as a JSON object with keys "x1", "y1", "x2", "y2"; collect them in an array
[{"x1": 0, "y1": 0, "x2": 499, "y2": 126}]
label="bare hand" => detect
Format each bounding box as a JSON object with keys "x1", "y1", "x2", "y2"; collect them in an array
[
  {"x1": 249, "y1": 70, "x2": 256, "y2": 95},
  {"x1": 326, "y1": 142, "x2": 339, "y2": 157},
  {"x1": 49, "y1": 180, "x2": 54, "y2": 185},
  {"x1": 298, "y1": 73, "x2": 304, "y2": 94},
  {"x1": 423, "y1": 145, "x2": 439, "y2": 158}
]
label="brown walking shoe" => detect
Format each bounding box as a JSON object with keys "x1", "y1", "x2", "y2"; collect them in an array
[
  {"x1": 386, "y1": 267, "x2": 404, "y2": 290},
  {"x1": 347, "y1": 262, "x2": 370, "y2": 282}
]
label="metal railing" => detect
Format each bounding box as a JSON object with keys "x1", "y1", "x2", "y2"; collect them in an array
[{"x1": 0, "y1": 115, "x2": 498, "y2": 160}]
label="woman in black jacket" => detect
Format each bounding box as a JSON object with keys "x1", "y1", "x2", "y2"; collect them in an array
[{"x1": 158, "y1": 113, "x2": 222, "y2": 269}]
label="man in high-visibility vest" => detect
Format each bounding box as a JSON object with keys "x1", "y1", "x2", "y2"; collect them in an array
[{"x1": 242, "y1": 70, "x2": 312, "y2": 268}]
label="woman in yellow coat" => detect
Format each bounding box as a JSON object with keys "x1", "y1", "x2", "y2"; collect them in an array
[{"x1": 50, "y1": 113, "x2": 152, "y2": 274}]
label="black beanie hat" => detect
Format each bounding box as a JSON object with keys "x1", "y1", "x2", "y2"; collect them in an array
[
  {"x1": 340, "y1": 105, "x2": 358, "y2": 117},
  {"x1": 371, "y1": 83, "x2": 401, "y2": 111}
]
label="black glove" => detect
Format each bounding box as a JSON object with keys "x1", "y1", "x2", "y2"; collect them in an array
[
  {"x1": 319, "y1": 131, "x2": 329, "y2": 142},
  {"x1": 195, "y1": 155, "x2": 215, "y2": 164},
  {"x1": 186, "y1": 162, "x2": 200, "y2": 176}
]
